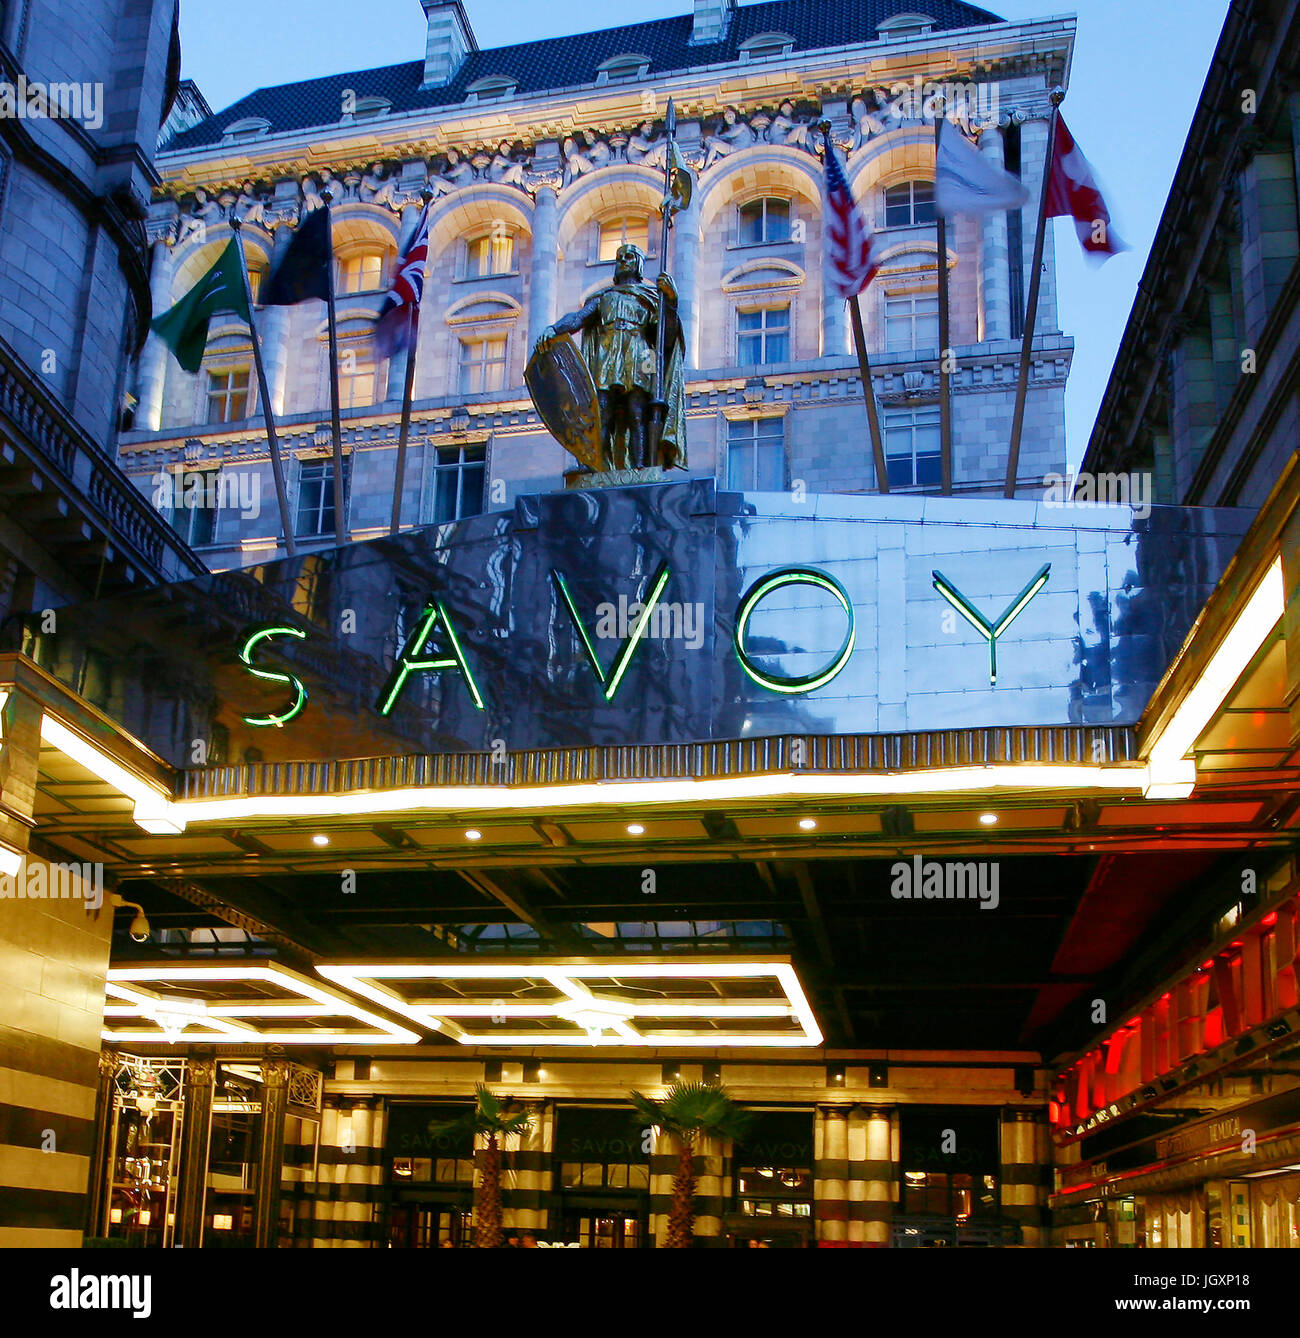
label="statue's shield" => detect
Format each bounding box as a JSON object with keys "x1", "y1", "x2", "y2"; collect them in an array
[{"x1": 525, "y1": 337, "x2": 603, "y2": 472}]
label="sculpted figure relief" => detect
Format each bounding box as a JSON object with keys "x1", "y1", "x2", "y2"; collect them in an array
[
  {"x1": 702, "y1": 107, "x2": 755, "y2": 169},
  {"x1": 359, "y1": 162, "x2": 401, "y2": 209},
  {"x1": 176, "y1": 188, "x2": 222, "y2": 243}
]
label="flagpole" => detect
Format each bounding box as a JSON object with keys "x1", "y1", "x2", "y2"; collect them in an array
[
  {"x1": 1005, "y1": 87, "x2": 1064, "y2": 499},
  {"x1": 320, "y1": 191, "x2": 348, "y2": 546},
  {"x1": 650, "y1": 98, "x2": 677, "y2": 471},
  {"x1": 820, "y1": 124, "x2": 889, "y2": 495},
  {"x1": 390, "y1": 189, "x2": 432, "y2": 536},
  {"x1": 230, "y1": 217, "x2": 296, "y2": 559},
  {"x1": 934, "y1": 109, "x2": 953, "y2": 495}
]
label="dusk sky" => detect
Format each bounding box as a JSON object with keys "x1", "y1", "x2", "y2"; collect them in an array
[{"x1": 177, "y1": 0, "x2": 1231, "y2": 470}]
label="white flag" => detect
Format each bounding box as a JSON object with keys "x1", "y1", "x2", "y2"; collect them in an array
[{"x1": 934, "y1": 119, "x2": 1030, "y2": 216}]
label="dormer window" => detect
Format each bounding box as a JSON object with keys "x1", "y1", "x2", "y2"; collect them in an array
[
  {"x1": 877, "y1": 13, "x2": 936, "y2": 40},
  {"x1": 346, "y1": 95, "x2": 391, "y2": 123},
  {"x1": 596, "y1": 54, "x2": 651, "y2": 84},
  {"x1": 740, "y1": 32, "x2": 794, "y2": 61},
  {"x1": 222, "y1": 116, "x2": 270, "y2": 143},
  {"x1": 466, "y1": 75, "x2": 517, "y2": 104}
]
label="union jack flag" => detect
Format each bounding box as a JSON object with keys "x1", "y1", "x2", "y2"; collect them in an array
[
  {"x1": 375, "y1": 199, "x2": 432, "y2": 358},
  {"x1": 824, "y1": 144, "x2": 882, "y2": 300}
]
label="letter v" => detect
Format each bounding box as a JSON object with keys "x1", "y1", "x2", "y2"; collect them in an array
[{"x1": 552, "y1": 562, "x2": 671, "y2": 702}]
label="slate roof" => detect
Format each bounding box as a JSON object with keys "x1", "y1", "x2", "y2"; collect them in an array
[{"x1": 167, "y1": 0, "x2": 1004, "y2": 152}]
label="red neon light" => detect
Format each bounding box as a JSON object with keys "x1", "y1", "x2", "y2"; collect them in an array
[{"x1": 1263, "y1": 912, "x2": 1278, "y2": 927}]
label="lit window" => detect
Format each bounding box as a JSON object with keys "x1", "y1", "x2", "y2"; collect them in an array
[
  {"x1": 466, "y1": 231, "x2": 515, "y2": 277},
  {"x1": 295, "y1": 458, "x2": 348, "y2": 537},
  {"x1": 598, "y1": 215, "x2": 652, "y2": 262},
  {"x1": 727, "y1": 417, "x2": 784, "y2": 491},
  {"x1": 205, "y1": 367, "x2": 250, "y2": 424},
  {"x1": 167, "y1": 470, "x2": 217, "y2": 547},
  {"x1": 339, "y1": 350, "x2": 377, "y2": 409},
  {"x1": 337, "y1": 252, "x2": 386, "y2": 295},
  {"x1": 458, "y1": 335, "x2": 507, "y2": 394},
  {"x1": 884, "y1": 292, "x2": 939, "y2": 351},
  {"x1": 431, "y1": 443, "x2": 486, "y2": 523},
  {"x1": 884, "y1": 181, "x2": 935, "y2": 228},
  {"x1": 247, "y1": 267, "x2": 265, "y2": 304},
  {"x1": 738, "y1": 198, "x2": 792, "y2": 246},
  {"x1": 737, "y1": 305, "x2": 790, "y2": 366},
  {"x1": 884, "y1": 406, "x2": 941, "y2": 489}
]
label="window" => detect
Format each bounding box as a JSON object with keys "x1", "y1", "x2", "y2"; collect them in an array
[
  {"x1": 430, "y1": 443, "x2": 486, "y2": 523},
  {"x1": 598, "y1": 215, "x2": 652, "y2": 262},
  {"x1": 168, "y1": 472, "x2": 217, "y2": 548},
  {"x1": 597, "y1": 54, "x2": 650, "y2": 83},
  {"x1": 740, "y1": 32, "x2": 794, "y2": 60},
  {"x1": 884, "y1": 291, "x2": 939, "y2": 351},
  {"x1": 349, "y1": 95, "x2": 391, "y2": 121},
  {"x1": 727, "y1": 417, "x2": 785, "y2": 491},
  {"x1": 884, "y1": 180, "x2": 935, "y2": 228},
  {"x1": 465, "y1": 231, "x2": 515, "y2": 278},
  {"x1": 466, "y1": 76, "x2": 517, "y2": 102},
  {"x1": 738, "y1": 198, "x2": 792, "y2": 246},
  {"x1": 458, "y1": 335, "x2": 507, "y2": 394},
  {"x1": 737, "y1": 305, "x2": 790, "y2": 366},
  {"x1": 339, "y1": 350, "x2": 378, "y2": 409},
  {"x1": 222, "y1": 117, "x2": 270, "y2": 142},
  {"x1": 878, "y1": 13, "x2": 936, "y2": 40},
  {"x1": 337, "y1": 252, "x2": 386, "y2": 295},
  {"x1": 884, "y1": 406, "x2": 941, "y2": 488},
  {"x1": 205, "y1": 368, "x2": 251, "y2": 424},
  {"x1": 559, "y1": 1162, "x2": 651, "y2": 1190},
  {"x1": 247, "y1": 267, "x2": 265, "y2": 304},
  {"x1": 295, "y1": 458, "x2": 347, "y2": 537}
]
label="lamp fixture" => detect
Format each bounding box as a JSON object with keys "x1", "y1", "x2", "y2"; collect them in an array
[
  {"x1": 111, "y1": 894, "x2": 151, "y2": 943},
  {"x1": 798, "y1": 818, "x2": 817, "y2": 831},
  {"x1": 978, "y1": 812, "x2": 998, "y2": 825},
  {"x1": 465, "y1": 829, "x2": 482, "y2": 841},
  {"x1": 626, "y1": 823, "x2": 645, "y2": 835},
  {"x1": 312, "y1": 834, "x2": 330, "y2": 847}
]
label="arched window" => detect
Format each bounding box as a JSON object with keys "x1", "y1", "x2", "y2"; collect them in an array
[
  {"x1": 597, "y1": 53, "x2": 650, "y2": 84},
  {"x1": 878, "y1": 13, "x2": 936, "y2": 40},
  {"x1": 464, "y1": 229, "x2": 516, "y2": 278},
  {"x1": 336, "y1": 249, "x2": 388, "y2": 295},
  {"x1": 740, "y1": 32, "x2": 794, "y2": 61},
  {"x1": 466, "y1": 75, "x2": 517, "y2": 103},
  {"x1": 597, "y1": 214, "x2": 652, "y2": 262},
  {"x1": 222, "y1": 116, "x2": 270, "y2": 142},
  {"x1": 738, "y1": 197, "x2": 792, "y2": 246},
  {"x1": 883, "y1": 180, "x2": 935, "y2": 228}
]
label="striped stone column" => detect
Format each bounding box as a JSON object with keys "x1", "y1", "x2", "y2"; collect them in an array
[
  {"x1": 1000, "y1": 1108, "x2": 1049, "y2": 1246},
  {"x1": 314, "y1": 1098, "x2": 384, "y2": 1247},
  {"x1": 502, "y1": 1100, "x2": 552, "y2": 1235},
  {"x1": 673, "y1": 191, "x2": 702, "y2": 369},
  {"x1": 814, "y1": 1106, "x2": 850, "y2": 1243},
  {"x1": 850, "y1": 1105, "x2": 896, "y2": 1245},
  {"x1": 978, "y1": 127, "x2": 1012, "y2": 342}
]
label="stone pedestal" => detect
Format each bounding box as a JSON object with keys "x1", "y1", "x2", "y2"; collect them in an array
[{"x1": 564, "y1": 466, "x2": 666, "y2": 489}]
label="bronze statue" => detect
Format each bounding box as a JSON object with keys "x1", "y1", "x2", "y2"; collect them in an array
[{"x1": 533, "y1": 243, "x2": 687, "y2": 473}]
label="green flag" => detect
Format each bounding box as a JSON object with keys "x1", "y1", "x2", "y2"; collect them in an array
[
  {"x1": 151, "y1": 239, "x2": 250, "y2": 373},
  {"x1": 661, "y1": 138, "x2": 694, "y2": 219}
]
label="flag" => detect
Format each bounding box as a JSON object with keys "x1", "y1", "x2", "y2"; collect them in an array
[
  {"x1": 150, "y1": 239, "x2": 249, "y2": 373},
  {"x1": 824, "y1": 144, "x2": 882, "y2": 299},
  {"x1": 260, "y1": 204, "x2": 331, "y2": 306},
  {"x1": 934, "y1": 118, "x2": 1030, "y2": 216},
  {"x1": 662, "y1": 138, "x2": 694, "y2": 217},
  {"x1": 1046, "y1": 116, "x2": 1128, "y2": 261},
  {"x1": 374, "y1": 199, "x2": 432, "y2": 359}
]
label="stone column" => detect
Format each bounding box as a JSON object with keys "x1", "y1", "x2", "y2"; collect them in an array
[
  {"x1": 861, "y1": 1106, "x2": 895, "y2": 1246},
  {"x1": 385, "y1": 201, "x2": 427, "y2": 401},
  {"x1": 978, "y1": 127, "x2": 1012, "y2": 342},
  {"x1": 253, "y1": 1059, "x2": 290, "y2": 1247},
  {"x1": 527, "y1": 186, "x2": 559, "y2": 351},
  {"x1": 337, "y1": 1100, "x2": 377, "y2": 1248},
  {"x1": 1000, "y1": 1108, "x2": 1048, "y2": 1247},
  {"x1": 673, "y1": 191, "x2": 702, "y2": 368},
  {"x1": 1018, "y1": 117, "x2": 1057, "y2": 338},
  {"x1": 814, "y1": 1106, "x2": 849, "y2": 1243},
  {"x1": 1167, "y1": 320, "x2": 1218, "y2": 493},
  {"x1": 1238, "y1": 140, "x2": 1300, "y2": 344},
  {"x1": 505, "y1": 1101, "x2": 551, "y2": 1234},
  {"x1": 175, "y1": 1057, "x2": 216, "y2": 1249},
  {"x1": 136, "y1": 240, "x2": 175, "y2": 430},
  {"x1": 314, "y1": 1102, "x2": 341, "y2": 1248},
  {"x1": 260, "y1": 223, "x2": 296, "y2": 415}
]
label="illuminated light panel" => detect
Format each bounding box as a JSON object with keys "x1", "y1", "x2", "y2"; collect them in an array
[
  {"x1": 1146, "y1": 558, "x2": 1284, "y2": 773},
  {"x1": 312, "y1": 834, "x2": 330, "y2": 847},
  {"x1": 626, "y1": 823, "x2": 646, "y2": 835},
  {"x1": 0, "y1": 841, "x2": 22, "y2": 878},
  {"x1": 798, "y1": 818, "x2": 818, "y2": 831},
  {"x1": 464, "y1": 828, "x2": 482, "y2": 841},
  {"x1": 734, "y1": 568, "x2": 856, "y2": 695},
  {"x1": 317, "y1": 958, "x2": 823, "y2": 1048},
  {"x1": 102, "y1": 963, "x2": 420, "y2": 1045},
  {"x1": 978, "y1": 813, "x2": 998, "y2": 826}
]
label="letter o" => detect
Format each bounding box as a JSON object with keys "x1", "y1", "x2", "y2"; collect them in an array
[{"x1": 733, "y1": 567, "x2": 856, "y2": 695}]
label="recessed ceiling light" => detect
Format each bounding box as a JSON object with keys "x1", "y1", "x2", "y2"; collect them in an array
[
  {"x1": 626, "y1": 823, "x2": 645, "y2": 835},
  {"x1": 312, "y1": 834, "x2": 330, "y2": 846},
  {"x1": 798, "y1": 818, "x2": 817, "y2": 831},
  {"x1": 465, "y1": 829, "x2": 482, "y2": 841},
  {"x1": 978, "y1": 813, "x2": 998, "y2": 825}
]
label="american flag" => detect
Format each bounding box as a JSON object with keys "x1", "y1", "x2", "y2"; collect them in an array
[
  {"x1": 374, "y1": 199, "x2": 432, "y2": 358},
  {"x1": 824, "y1": 144, "x2": 882, "y2": 299}
]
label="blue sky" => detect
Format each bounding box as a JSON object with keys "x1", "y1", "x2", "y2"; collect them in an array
[{"x1": 178, "y1": 0, "x2": 1230, "y2": 470}]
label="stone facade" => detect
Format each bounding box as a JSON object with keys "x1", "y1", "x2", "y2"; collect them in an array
[{"x1": 119, "y1": 1, "x2": 1076, "y2": 569}]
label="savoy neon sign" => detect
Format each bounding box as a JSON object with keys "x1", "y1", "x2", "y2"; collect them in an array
[{"x1": 235, "y1": 562, "x2": 1050, "y2": 728}]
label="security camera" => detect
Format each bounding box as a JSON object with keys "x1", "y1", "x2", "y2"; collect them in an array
[{"x1": 112, "y1": 893, "x2": 151, "y2": 943}]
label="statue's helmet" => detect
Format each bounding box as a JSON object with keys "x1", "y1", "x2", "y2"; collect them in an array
[{"x1": 614, "y1": 243, "x2": 647, "y2": 275}]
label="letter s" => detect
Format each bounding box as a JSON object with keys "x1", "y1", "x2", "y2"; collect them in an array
[{"x1": 238, "y1": 626, "x2": 308, "y2": 727}]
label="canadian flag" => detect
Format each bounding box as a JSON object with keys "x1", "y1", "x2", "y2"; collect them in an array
[{"x1": 1045, "y1": 116, "x2": 1128, "y2": 262}]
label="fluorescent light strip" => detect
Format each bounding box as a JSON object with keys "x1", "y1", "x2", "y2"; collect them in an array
[{"x1": 1147, "y1": 558, "x2": 1284, "y2": 770}]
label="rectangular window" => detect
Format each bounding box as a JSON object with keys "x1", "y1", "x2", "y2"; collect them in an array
[
  {"x1": 884, "y1": 407, "x2": 942, "y2": 489},
  {"x1": 737, "y1": 306, "x2": 790, "y2": 367},
  {"x1": 466, "y1": 233, "x2": 515, "y2": 277},
  {"x1": 884, "y1": 292, "x2": 940, "y2": 351},
  {"x1": 295, "y1": 458, "x2": 349, "y2": 537},
  {"x1": 458, "y1": 336, "x2": 507, "y2": 395},
  {"x1": 884, "y1": 181, "x2": 936, "y2": 228},
  {"x1": 431, "y1": 443, "x2": 486, "y2": 523},
  {"x1": 165, "y1": 470, "x2": 218, "y2": 547},
  {"x1": 337, "y1": 253, "x2": 385, "y2": 295},
  {"x1": 727, "y1": 417, "x2": 785, "y2": 491},
  {"x1": 205, "y1": 367, "x2": 251, "y2": 424},
  {"x1": 738, "y1": 198, "x2": 791, "y2": 246},
  {"x1": 598, "y1": 215, "x2": 651, "y2": 262},
  {"x1": 339, "y1": 351, "x2": 377, "y2": 410}
]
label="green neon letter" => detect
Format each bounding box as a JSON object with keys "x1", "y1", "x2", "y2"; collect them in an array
[
  {"x1": 377, "y1": 601, "x2": 485, "y2": 716},
  {"x1": 551, "y1": 562, "x2": 671, "y2": 702},
  {"x1": 238, "y1": 626, "x2": 308, "y2": 727},
  {"x1": 931, "y1": 562, "x2": 1050, "y2": 685},
  {"x1": 733, "y1": 567, "x2": 856, "y2": 695}
]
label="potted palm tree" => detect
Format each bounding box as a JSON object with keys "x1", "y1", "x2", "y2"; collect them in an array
[
  {"x1": 429, "y1": 1084, "x2": 532, "y2": 1248},
  {"x1": 629, "y1": 1081, "x2": 753, "y2": 1248}
]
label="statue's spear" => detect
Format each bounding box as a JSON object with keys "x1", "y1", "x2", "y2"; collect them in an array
[{"x1": 651, "y1": 98, "x2": 691, "y2": 466}]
